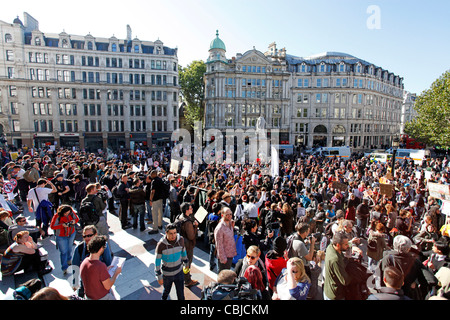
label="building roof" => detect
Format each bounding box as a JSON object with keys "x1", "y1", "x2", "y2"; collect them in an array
[
  {"x1": 285, "y1": 51, "x2": 374, "y2": 67},
  {"x1": 209, "y1": 30, "x2": 226, "y2": 51}
]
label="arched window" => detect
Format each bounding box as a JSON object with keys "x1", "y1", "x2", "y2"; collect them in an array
[
  {"x1": 35, "y1": 37, "x2": 41, "y2": 46},
  {"x1": 313, "y1": 125, "x2": 327, "y2": 134},
  {"x1": 111, "y1": 43, "x2": 117, "y2": 52},
  {"x1": 87, "y1": 41, "x2": 93, "y2": 50},
  {"x1": 62, "y1": 39, "x2": 69, "y2": 48},
  {"x1": 134, "y1": 44, "x2": 139, "y2": 53},
  {"x1": 332, "y1": 125, "x2": 346, "y2": 134},
  {"x1": 5, "y1": 33, "x2": 12, "y2": 43}
]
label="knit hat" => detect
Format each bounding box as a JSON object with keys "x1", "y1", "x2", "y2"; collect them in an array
[{"x1": 273, "y1": 237, "x2": 287, "y2": 255}]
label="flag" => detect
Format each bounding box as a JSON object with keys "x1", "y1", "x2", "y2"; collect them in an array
[{"x1": 271, "y1": 146, "x2": 279, "y2": 177}]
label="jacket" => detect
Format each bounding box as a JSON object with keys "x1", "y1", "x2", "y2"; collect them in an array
[
  {"x1": 176, "y1": 213, "x2": 197, "y2": 254},
  {"x1": 214, "y1": 220, "x2": 237, "y2": 263},
  {"x1": 367, "y1": 287, "x2": 411, "y2": 300},
  {"x1": 265, "y1": 251, "x2": 287, "y2": 290},
  {"x1": 129, "y1": 186, "x2": 146, "y2": 205},
  {"x1": 154, "y1": 234, "x2": 188, "y2": 281},
  {"x1": 324, "y1": 243, "x2": 352, "y2": 300},
  {"x1": 82, "y1": 194, "x2": 106, "y2": 217},
  {"x1": 50, "y1": 211, "x2": 79, "y2": 237}
]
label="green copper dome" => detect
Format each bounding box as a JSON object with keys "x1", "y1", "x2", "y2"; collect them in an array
[{"x1": 209, "y1": 30, "x2": 226, "y2": 51}]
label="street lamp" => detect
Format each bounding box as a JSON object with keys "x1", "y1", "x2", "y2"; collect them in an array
[{"x1": 391, "y1": 136, "x2": 400, "y2": 177}]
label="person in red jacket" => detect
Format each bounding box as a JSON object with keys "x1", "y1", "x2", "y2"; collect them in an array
[
  {"x1": 265, "y1": 236, "x2": 287, "y2": 295},
  {"x1": 50, "y1": 204, "x2": 79, "y2": 274}
]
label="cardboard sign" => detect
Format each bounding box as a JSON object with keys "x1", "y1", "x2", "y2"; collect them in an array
[
  {"x1": 428, "y1": 182, "x2": 450, "y2": 201},
  {"x1": 194, "y1": 206, "x2": 209, "y2": 224},
  {"x1": 181, "y1": 160, "x2": 191, "y2": 177},
  {"x1": 380, "y1": 183, "x2": 394, "y2": 198},
  {"x1": 170, "y1": 159, "x2": 179, "y2": 173}
]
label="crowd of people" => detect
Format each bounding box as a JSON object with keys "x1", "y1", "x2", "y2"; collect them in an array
[{"x1": 0, "y1": 145, "x2": 449, "y2": 301}]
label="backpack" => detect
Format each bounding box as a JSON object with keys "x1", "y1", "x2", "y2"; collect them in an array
[
  {"x1": 174, "y1": 215, "x2": 189, "y2": 235},
  {"x1": 23, "y1": 168, "x2": 34, "y2": 182},
  {"x1": 367, "y1": 236, "x2": 378, "y2": 251},
  {"x1": 161, "y1": 179, "x2": 170, "y2": 200},
  {"x1": 286, "y1": 233, "x2": 302, "y2": 258},
  {"x1": 111, "y1": 185, "x2": 120, "y2": 200},
  {"x1": 79, "y1": 197, "x2": 100, "y2": 226}
]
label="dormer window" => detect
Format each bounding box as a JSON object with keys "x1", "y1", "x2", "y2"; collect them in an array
[
  {"x1": 320, "y1": 63, "x2": 325, "y2": 72},
  {"x1": 339, "y1": 63, "x2": 345, "y2": 72},
  {"x1": 35, "y1": 37, "x2": 41, "y2": 46},
  {"x1": 356, "y1": 64, "x2": 361, "y2": 73},
  {"x1": 300, "y1": 64, "x2": 306, "y2": 72},
  {"x1": 62, "y1": 39, "x2": 69, "y2": 48},
  {"x1": 111, "y1": 43, "x2": 117, "y2": 52},
  {"x1": 87, "y1": 41, "x2": 93, "y2": 50},
  {"x1": 134, "y1": 44, "x2": 140, "y2": 53}
]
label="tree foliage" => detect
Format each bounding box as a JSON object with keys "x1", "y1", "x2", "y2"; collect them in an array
[
  {"x1": 178, "y1": 60, "x2": 206, "y2": 129},
  {"x1": 405, "y1": 70, "x2": 450, "y2": 148}
]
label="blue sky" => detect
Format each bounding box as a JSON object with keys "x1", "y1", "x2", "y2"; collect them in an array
[{"x1": 2, "y1": 0, "x2": 449, "y2": 94}]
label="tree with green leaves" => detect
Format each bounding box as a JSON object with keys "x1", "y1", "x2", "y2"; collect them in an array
[
  {"x1": 405, "y1": 70, "x2": 450, "y2": 148},
  {"x1": 178, "y1": 60, "x2": 206, "y2": 129}
]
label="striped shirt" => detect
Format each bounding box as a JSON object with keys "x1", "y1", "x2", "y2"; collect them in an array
[{"x1": 154, "y1": 234, "x2": 188, "y2": 281}]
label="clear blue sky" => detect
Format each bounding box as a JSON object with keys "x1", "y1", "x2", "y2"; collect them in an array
[{"x1": 2, "y1": 0, "x2": 449, "y2": 94}]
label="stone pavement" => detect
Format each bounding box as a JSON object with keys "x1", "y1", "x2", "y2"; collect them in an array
[{"x1": 0, "y1": 205, "x2": 218, "y2": 300}]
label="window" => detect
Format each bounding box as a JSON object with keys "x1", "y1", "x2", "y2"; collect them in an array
[
  {"x1": 112, "y1": 43, "x2": 117, "y2": 52},
  {"x1": 297, "y1": 108, "x2": 308, "y2": 118},
  {"x1": 7, "y1": 67, "x2": 14, "y2": 79},
  {"x1": 5, "y1": 33, "x2": 12, "y2": 43},
  {"x1": 6, "y1": 50, "x2": 14, "y2": 61},
  {"x1": 316, "y1": 79, "x2": 322, "y2": 87},
  {"x1": 12, "y1": 120, "x2": 20, "y2": 132}
]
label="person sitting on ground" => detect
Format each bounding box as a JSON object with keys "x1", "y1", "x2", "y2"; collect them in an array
[{"x1": 1, "y1": 231, "x2": 52, "y2": 278}]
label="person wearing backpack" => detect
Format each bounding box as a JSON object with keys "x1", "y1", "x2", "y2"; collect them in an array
[
  {"x1": 27, "y1": 178, "x2": 57, "y2": 239},
  {"x1": 80, "y1": 184, "x2": 108, "y2": 237},
  {"x1": 175, "y1": 202, "x2": 199, "y2": 288},
  {"x1": 129, "y1": 178, "x2": 147, "y2": 231},
  {"x1": 148, "y1": 170, "x2": 165, "y2": 234}
]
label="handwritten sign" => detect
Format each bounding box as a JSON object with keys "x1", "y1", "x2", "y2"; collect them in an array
[
  {"x1": 428, "y1": 182, "x2": 450, "y2": 201},
  {"x1": 380, "y1": 183, "x2": 394, "y2": 198}
]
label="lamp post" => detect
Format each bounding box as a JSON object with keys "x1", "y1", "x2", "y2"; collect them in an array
[{"x1": 391, "y1": 136, "x2": 400, "y2": 177}]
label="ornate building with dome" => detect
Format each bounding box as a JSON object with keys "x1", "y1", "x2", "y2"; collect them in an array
[{"x1": 204, "y1": 31, "x2": 405, "y2": 152}]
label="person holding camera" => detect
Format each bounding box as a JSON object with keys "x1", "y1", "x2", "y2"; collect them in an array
[
  {"x1": 50, "y1": 204, "x2": 79, "y2": 274},
  {"x1": 287, "y1": 222, "x2": 316, "y2": 266}
]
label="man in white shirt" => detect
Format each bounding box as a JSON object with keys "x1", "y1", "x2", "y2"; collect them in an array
[
  {"x1": 27, "y1": 178, "x2": 57, "y2": 238},
  {"x1": 243, "y1": 191, "x2": 266, "y2": 219}
]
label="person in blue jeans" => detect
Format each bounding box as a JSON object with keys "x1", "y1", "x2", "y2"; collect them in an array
[
  {"x1": 50, "y1": 205, "x2": 79, "y2": 274},
  {"x1": 155, "y1": 223, "x2": 188, "y2": 300}
]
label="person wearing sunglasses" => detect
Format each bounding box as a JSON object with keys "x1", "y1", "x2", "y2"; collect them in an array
[
  {"x1": 72, "y1": 225, "x2": 113, "y2": 298},
  {"x1": 272, "y1": 257, "x2": 311, "y2": 300},
  {"x1": 72, "y1": 225, "x2": 112, "y2": 267},
  {"x1": 234, "y1": 245, "x2": 268, "y2": 290}
]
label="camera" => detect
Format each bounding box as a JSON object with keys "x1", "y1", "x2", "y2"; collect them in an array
[{"x1": 202, "y1": 277, "x2": 258, "y2": 300}]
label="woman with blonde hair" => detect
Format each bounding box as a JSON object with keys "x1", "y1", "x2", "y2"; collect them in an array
[{"x1": 272, "y1": 257, "x2": 311, "y2": 300}]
